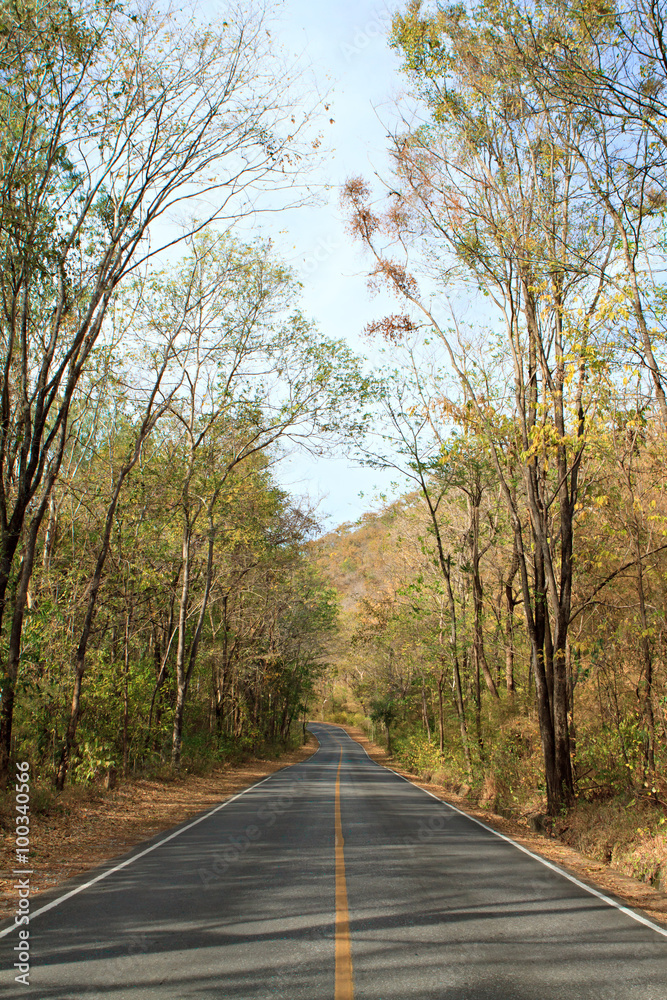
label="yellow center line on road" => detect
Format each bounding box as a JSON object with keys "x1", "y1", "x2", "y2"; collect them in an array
[{"x1": 335, "y1": 745, "x2": 354, "y2": 1000}]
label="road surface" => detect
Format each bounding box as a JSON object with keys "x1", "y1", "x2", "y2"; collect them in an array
[{"x1": 1, "y1": 722, "x2": 666, "y2": 998}]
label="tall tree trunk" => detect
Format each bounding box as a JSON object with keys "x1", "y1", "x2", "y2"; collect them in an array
[
  {"x1": 505, "y1": 544, "x2": 519, "y2": 695},
  {"x1": 0, "y1": 474, "x2": 58, "y2": 786},
  {"x1": 172, "y1": 511, "x2": 217, "y2": 767},
  {"x1": 505, "y1": 584, "x2": 516, "y2": 695},
  {"x1": 437, "y1": 669, "x2": 445, "y2": 755},
  {"x1": 473, "y1": 571, "x2": 499, "y2": 700},
  {"x1": 470, "y1": 500, "x2": 499, "y2": 700},
  {"x1": 421, "y1": 678, "x2": 431, "y2": 741},
  {"x1": 215, "y1": 593, "x2": 229, "y2": 735},
  {"x1": 122, "y1": 606, "x2": 133, "y2": 775},
  {"x1": 469, "y1": 648, "x2": 484, "y2": 762},
  {"x1": 513, "y1": 522, "x2": 560, "y2": 812},
  {"x1": 172, "y1": 525, "x2": 192, "y2": 769},
  {"x1": 446, "y1": 655, "x2": 473, "y2": 783},
  {"x1": 635, "y1": 536, "x2": 656, "y2": 773},
  {"x1": 55, "y1": 453, "x2": 146, "y2": 789}
]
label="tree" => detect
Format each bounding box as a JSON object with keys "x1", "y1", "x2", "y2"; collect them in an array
[
  {"x1": 356, "y1": 356, "x2": 508, "y2": 772},
  {"x1": 370, "y1": 694, "x2": 397, "y2": 753},
  {"x1": 54, "y1": 273, "x2": 197, "y2": 789},
  {"x1": 486, "y1": 0, "x2": 667, "y2": 424},
  {"x1": 343, "y1": 2, "x2": 621, "y2": 810},
  {"x1": 139, "y1": 237, "x2": 369, "y2": 766},
  {"x1": 0, "y1": 0, "x2": 318, "y2": 783}
]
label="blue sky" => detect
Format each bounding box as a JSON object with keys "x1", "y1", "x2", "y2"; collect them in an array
[
  {"x1": 272, "y1": 0, "x2": 405, "y2": 531},
  {"x1": 207, "y1": 0, "x2": 409, "y2": 531}
]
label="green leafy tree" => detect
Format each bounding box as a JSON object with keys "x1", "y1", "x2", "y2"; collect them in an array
[{"x1": 0, "y1": 0, "x2": 321, "y2": 783}]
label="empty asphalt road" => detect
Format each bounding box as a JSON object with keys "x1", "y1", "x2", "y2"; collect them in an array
[{"x1": 1, "y1": 722, "x2": 666, "y2": 998}]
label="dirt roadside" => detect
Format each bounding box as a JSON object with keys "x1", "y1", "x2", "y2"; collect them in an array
[
  {"x1": 333, "y1": 722, "x2": 667, "y2": 930},
  {"x1": 0, "y1": 737, "x2": 317, "y2": 924}
]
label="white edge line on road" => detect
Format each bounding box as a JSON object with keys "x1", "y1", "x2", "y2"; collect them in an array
[
  {"x1": 0, "y1": 768, "x2": 289, "y2": 939},
  {"x1": 324, "y1": 724, "x2": 667, "y2": 942},
  {"x1": 383, "y1": 764, "x2": 667, "y2": 941}
]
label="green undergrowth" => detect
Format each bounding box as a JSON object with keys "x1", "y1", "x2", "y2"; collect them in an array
[{"x1": 0, "y1": 724, "x2": 306, "y2": 827}]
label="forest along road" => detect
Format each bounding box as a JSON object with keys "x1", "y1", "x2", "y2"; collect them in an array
[{"x1": 1, "y1": 724, "x2": 667, "y2": 1000}]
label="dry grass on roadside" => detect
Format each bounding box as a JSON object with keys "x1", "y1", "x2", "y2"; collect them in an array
[{"x1": 555, "y1": 797, "x2": 667, "y2": 888}]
